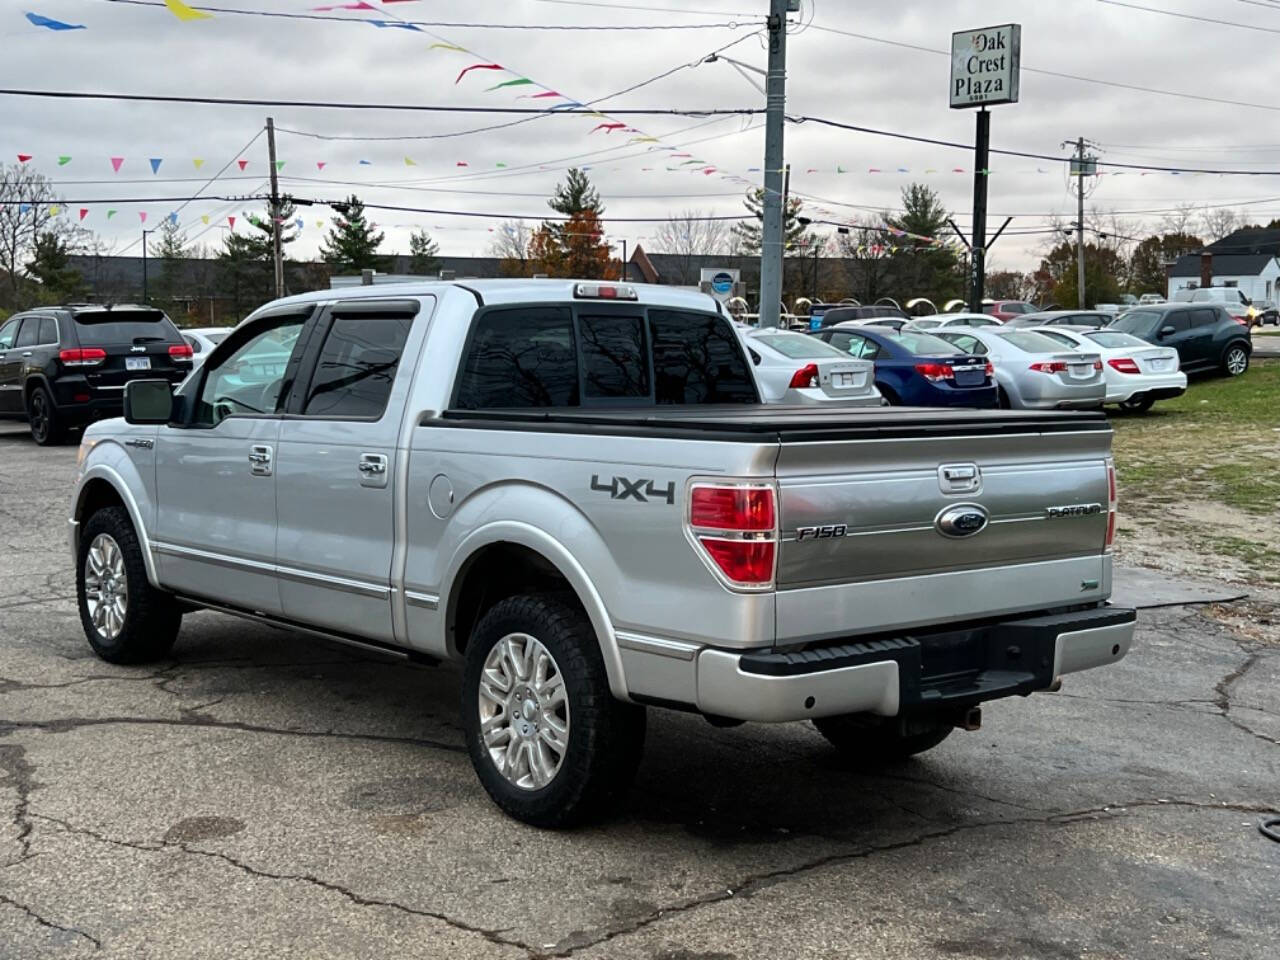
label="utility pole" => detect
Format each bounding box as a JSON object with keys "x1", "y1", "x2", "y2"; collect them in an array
[
  {"x1": 621, "y1": 237, "x2": 627, "y2": 282},
  {"x1": 1076, "y1": 136, "x2": 1087, "y2": 309},
  {"x1": 758, "y1": 0, "x2": 793, "y2": 328},
  {"x1": 968, "y1": 108, "x2": 990, "y2": 313},
  {"x1": 266, "y1": 117, "x2": 284, "y2": 299},
  {"x1": 141, "y1": 228, "x2": 154, "y2": 303}
]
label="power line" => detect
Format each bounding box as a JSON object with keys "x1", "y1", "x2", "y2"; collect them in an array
[
  {"x1": 805, "y1": 22, "x2": 1280, "y2": 114},
  {"x1": 341, "y1": 199, "x2": 749, "y2": 223},
  {"x1": 0, "y1": 88, "x2": 757, "y2": 117},
  {"x1": 529, "y1": 0, "x2": 761, "y2": 16},
  {"x1": 97, "y1": 0, "x2": 756, "y2": 30},
  {"x1": 1096, "y1": 0, "x2": 1280, "y2": 35}
]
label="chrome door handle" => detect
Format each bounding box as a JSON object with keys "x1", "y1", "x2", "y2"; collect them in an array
[
  {"x1": 358, "y1": 453, "x2": 389, "y2": 488},
  {"x1": 357, "y1": 460, "x2": 386, "y2": 474},
  {"x1": 21, "y1": 351, "x2": 32, "y2": 357},
  {"x1": 248, "y1": 444, "x2": 273, "y2": 476}
]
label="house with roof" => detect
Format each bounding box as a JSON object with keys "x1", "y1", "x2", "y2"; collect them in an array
[{"x1": 1168, "y1": 228, "x2": 1280, "y2": 303}]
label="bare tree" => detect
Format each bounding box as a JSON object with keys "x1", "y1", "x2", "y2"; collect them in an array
[
  {"x1": 1200, "y1": 206, "x2": 1241, "y2": 243},
  {"x1": 487, "y1": 219, "x2": 532, "y2": 276},
  {"x1": 652, "y1": 209, "x2": 730, "y2": 285},
  {"x1": 1160, "y1": 202, "x2": 1199, "y2": 237},
  {"x1": 0, "y1": 163, "x2": 59, "y2": 301}
]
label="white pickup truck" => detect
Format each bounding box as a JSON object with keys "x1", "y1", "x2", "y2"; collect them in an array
[{"x1": 69, "y1": 280, "x2": 1135, "y2": 826}]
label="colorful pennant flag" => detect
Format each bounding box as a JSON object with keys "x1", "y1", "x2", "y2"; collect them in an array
[
  {"x1": 316, "y1": 161, "x2": 326, "y2": 170},
  {"x1": 17, "y1": 154, "x2": 32, "y2": 164},
  {"x1": 18, "y1": 204, "x2": 30, "y2": 214},
  {"x1": 50, "y1": 205, "x2": 60, "y2": 216},
  {"x1": 456, "y1": 63, "x2": 503, "y2": 84},
  {"x1": 150, "y1": 158, "x2": 163, "y2": 174},
  {"x1": 227, "y1": 216, "x2": 235, "y2": 230},
  {"x1": 404, "y1": 156, "x2": 416, "y2": 166},
  {"x1": 275, "y1": 160, "x2": 285, "y2": 171},
  {"x1": 201, "y1": 215, "x2": 209, "y2": 225},
  {"x1": 237, "y1": 159, "x2": 248, "y2": 170},
  {"x1": 487, "y1": 78, "x2": 533, "y2": 91},
  {"x1": 193, "y1": 158, "x2": 205, "y2": 169},
  {"x1": 456, "y1": 161, "x2": 468, "y2": 167},
  {"x1": 312, "y1": 1, "x2": 375, "y2": 9},
  {"x1": 107, "y1": 210, "x2": 116, "y2": 219},
  {"x1": 58, "y1": 156, "x2": 71, "y2": 166},
  {"x1": 26, "y1": 12, "x2": 85, "y2": 30},
  {"x1": 429, "y1": 42, "x2": 467, "y2": 52},
  {"x1": 79, "y1": 209, "x2": 88, "y2": 221},
  {"x1": 591, "y1": 123, "x2": 626, "y2": 134},
  {"x1": 163, "y1": 0, "x2": 213, "y2": 21},
  {"x1": 139, "y1": 212, "x2": 147, "y2": 223},
  {"x1": 168, "y1": 212, "x2": 178, "y2": 225},
  {"x1": 110, "y1": 157, "x2": 124, "y2": 172}
]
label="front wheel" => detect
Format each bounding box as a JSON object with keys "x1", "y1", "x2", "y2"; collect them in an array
[
  {"x1": 813, "y1": 714, "x2": 952, "y2": 763},
  {"x1": 1221, "y1": 343, "x2": 1250, "y2": 377},
  {"x1": 77, "y1": 507, "x2": 182, "y2": 663},
  {"x1": 461, "y1": 594, "x2": 645, "y2": 827}
]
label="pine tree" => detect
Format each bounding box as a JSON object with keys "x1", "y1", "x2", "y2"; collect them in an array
[
  {"x1": 532, "y1": 171, "x2": 614, "y2": 279},
  {"x1": 549, "y1": 168, "x2": 603, "y2": 218},
  {"x1": 408, "y1": 228, "x2": 440, "y2": 275},
  {"x1": 321, "y1": 195, "x2": 387, "y2": 273},
  {"x1": 25, "y1": 232, "x2": 85, "y2": 302},
  {"x1": 884, "y1": 183, "x2": 963, "y2": 301},
  {"x1": 154, "y1": 217, "x2": 189, "y2": 260},
  {"x1": 730, "y1": 187, "x2": 809, "y2": 255}
]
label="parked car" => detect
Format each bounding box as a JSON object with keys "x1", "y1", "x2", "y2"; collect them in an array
[
  {"x1": 809, "y1": 305, "x2": 908, "y2": 331},
  {"x1": 1249, "y1": 299, "x2": 1280, "y2": 326},
  {"x1": 934, "y1": 328, "x2": 1106, "y2": 410},
  {"x1": 69, "y1": 278, "x2": 1134, "y2": 825},
  {"x1": 1138, "y1": 293, "x2": 1164, "y2": 305},
  {"x1": 932, "y1": 313, "x2": 1003, "y2": 328},
  {"x1": 0, "y1": 304, "x2": 193, "y2": 445},
  {"x1": 841, "y1": 316, "x2": 913, "y2": 332},
  {"x1": 182, "y1": 327, "x2": 233, "y2": 368},
  {"x1": 1029, "y1": 327, "x2": 1186, "y2": 412},
  {"x1": 907, "y1": 317, "x2": 944, "y2": 330},
  {"x1": 1173, "y1": 286, "x2": 1258, "y2": 327},
  {"x1": 1004, "y1": 310, "x2": 1111, "y2": 330},
  {"x1": 813, "y1": 324, "x2": 998, "y2": 408},
  {"x1": 740, "y1": 329, "x2": 881, "y2": 405},
  {"x1": 1108, "y1": 303, "x2": 1252, "y2": 376},
  {"x1": 982, "y1": 300, "x2": 1038, "y2": 321}
]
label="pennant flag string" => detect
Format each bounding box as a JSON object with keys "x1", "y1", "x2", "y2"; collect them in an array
[
  {"x1": 163, "y1": 0, "x2": 213, "y2": 21},
  {"x1": 25, "y1": 12, "x2": 85, "y2": 31},
  {"x1": 455, "y1": 64, "x2": 504, "y2": 84}
]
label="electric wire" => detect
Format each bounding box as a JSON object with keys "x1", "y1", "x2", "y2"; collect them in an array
[{"x1": 1097, "y1": 0, "x2": 1280, "y2": 35}]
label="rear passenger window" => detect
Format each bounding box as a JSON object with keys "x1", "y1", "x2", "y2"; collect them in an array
[
  {"x1": 38, "y1": 317, "x2": 58, "y2": 344},
  {"x1": 303, "y1": 314, "x2": 413, "y2": 419},
  {"x1": 580, "y1": 314, "x2": 648, "y2": 399},
  {"x1": 1165, "y1": 312, "x2": 1191, "y2": 333},
  {"x1": 649, "y1": 310, "x2": 757, "y2": 405},
  {"x1": 1190, "y1": 308, "x2": 1218, "y2": 328},
  {"x1": 455, "y1": 307, "x2": 578, "y2": 409}
]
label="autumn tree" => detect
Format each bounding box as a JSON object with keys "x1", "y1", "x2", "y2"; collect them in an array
[
  {"x1": 488, "y1": 220, "x2": 533, "y2": 277},
  {"x1": 730, "y1": 187, "x2": 808, "y2": 255},
  {"x1": 321, "y1": 195, "x2": 387, "y2": 274},
  {"x1": 1031, "y1": 240, "x2": 1124, "y2": 308},
  {"x1": 408, "y1": 228, "x2": 440, "y2": 275},
  {"x1": 985, "y1": 269, "x2": 1034, "y2": 301},
  {"x1": 530, "y1": 210, "x2": 615, "y2": 280},
  {"x1": 1128, "y1": 232, "x2": 1202, "y2": 296}
]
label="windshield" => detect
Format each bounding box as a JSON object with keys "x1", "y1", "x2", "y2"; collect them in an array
[
  {"x1": 73, "y1": 311, "x2": 181, "y2": 346},
  {"x1": 1087, "y1": 331, "x2": 1147, "y2": 349},
  {"x1": 883, "y1": 331, "x2": 964, "y2": 355},
  {"x1": 753, "y1": 333, "x2": 850, "y2": 360},
  {"x1": 1110, "y1": 310, "x2": 1160, "y2": 334},
  {"x1": 996, "y1": 330, "x2": 1072, "y2": 353},
  {"x1": 911, "y1": 318, "x2": 942, "y2": 329}
]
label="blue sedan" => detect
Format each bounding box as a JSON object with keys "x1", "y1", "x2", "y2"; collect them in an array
[{"x1": 812, "y1": 324, "x2": 999, "y2": 408}]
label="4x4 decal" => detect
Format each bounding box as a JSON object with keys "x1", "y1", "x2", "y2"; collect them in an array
[{"x1": 590, "y1": 474, "x2": 676, "y2": 504}]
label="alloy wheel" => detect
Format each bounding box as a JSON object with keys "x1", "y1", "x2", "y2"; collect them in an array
[
  {"x1": 84, "y1": 533, "x2": 128, "y2": 640},
  {"x1": 1226, "y1": 348, "x2": 1248, "y2": 376},
  {"x1": 29, "y1": 392, "x2": 49, "y2": 444},
  {"x1": 477, "y1": 633, "x2": 570, "y2": 790}
]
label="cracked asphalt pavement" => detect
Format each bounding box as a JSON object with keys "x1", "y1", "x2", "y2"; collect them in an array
[{"x1": 1, "y1": 423, "x2": 1278, "y2": 959}]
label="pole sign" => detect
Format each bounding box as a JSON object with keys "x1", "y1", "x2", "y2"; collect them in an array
[
  {"x1": 950, "y1": 24, "x2": 1021, "y2": 109},
  {"x1": 700, "y1": 267, "x2": 740, "y2": 303}
]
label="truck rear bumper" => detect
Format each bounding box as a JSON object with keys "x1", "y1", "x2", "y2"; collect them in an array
[{"x1": 693, "y1": 605, "x2": 1136, "y2": 723}]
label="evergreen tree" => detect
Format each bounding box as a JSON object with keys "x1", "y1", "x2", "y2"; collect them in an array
[
  {"x1": 549, "y1": 168, "x2": 603, "y2": 218},
  {"x1": 884, "y1": 183, "x2": 963, "y2": 301},
  {"x1": 216, "y1": 200, "x2": 298, "y2": 319},
  {"x1": 408, "y1": 228, "x2": 440, "y2": 275},
  {"x1": 321, "y1": 196, "x2": 387, "y2": 273},
  {"x1": 25, "y1": 232, "x2": 85, "y2": 302},
  {"x1": 730, "y1": 187, "x2": 808, "y2": 255},
  {"x1": 154, "y1": 217, "x2": 189, "y2": 260},
  {"x1": 1128, "y1": 232, "x2": 1202, "y2": 295},
  {"x1": 532, "y1": 171, "x2": 614, "y2": 279}
]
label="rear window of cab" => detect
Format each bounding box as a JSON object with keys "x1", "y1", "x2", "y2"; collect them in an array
[{"x1": 453, "y1": 305, "x2": 759, "y2": 409}]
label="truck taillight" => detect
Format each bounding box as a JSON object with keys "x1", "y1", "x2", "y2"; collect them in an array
[
  {"x1": 788, "y1": 363, "x2": 819, "y2": 389},
  {"x1": 687, "y1": 482, "x2": 777, "y2": 589},
  {"x1": 59, "y1": 348, "x2": 106, "y2": 367},
  {"x1": 1106, "y1": 461, "x2": 1117, "y2": 550},
  {"x1": 1108, "y1": 357, "x2": 1140, "y2": 374},
  {"x1": 914, "y1": 362, "x2": 955, "y2": 382}
]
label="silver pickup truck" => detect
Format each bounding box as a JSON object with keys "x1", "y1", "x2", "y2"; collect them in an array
[{"x1": 69, "y1": 280, "x2": 1135, "y2": 826}]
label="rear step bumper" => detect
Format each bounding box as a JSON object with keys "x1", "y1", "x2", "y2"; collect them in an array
[{"x1": 694, "y1": 605, "x2": 1136, "y2": 723}]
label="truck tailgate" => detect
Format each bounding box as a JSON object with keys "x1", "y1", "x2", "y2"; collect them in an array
[{"x1": 773, "y1": 410, "x2": 1112, "y2": 642}]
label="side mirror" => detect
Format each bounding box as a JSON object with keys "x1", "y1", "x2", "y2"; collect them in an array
[
  {"x1": 123, "y1": 379, "x2": 173, "y2": 424},
  {"x1": 1159, "y1": 325, "x2": 1176, "y2": 338}
]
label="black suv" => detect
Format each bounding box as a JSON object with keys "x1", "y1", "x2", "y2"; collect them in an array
[
  {"x1": 1109, "y1": 303, "x2": 1252, "y2": 377},
  {"x1": 0, "y1": 305, "x2": 192, "y2": 444}
]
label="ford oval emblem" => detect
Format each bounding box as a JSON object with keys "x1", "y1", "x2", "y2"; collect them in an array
[{"x1": 935, "y1": 503, "x2": 989, "y2": 539}]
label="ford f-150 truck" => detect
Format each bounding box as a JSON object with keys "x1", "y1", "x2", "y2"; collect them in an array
[{"x1": 69, "y1": 280, "x2": 1135, "y2": 826}]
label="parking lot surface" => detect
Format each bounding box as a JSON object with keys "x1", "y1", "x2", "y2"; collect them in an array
[{"x1": 1, "y1": 423, "x2": 1277, "y2": 960}]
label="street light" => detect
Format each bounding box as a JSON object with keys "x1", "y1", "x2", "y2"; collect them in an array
[{"x1": 141, "y1": 228, "x2": 156, "y2": 303}]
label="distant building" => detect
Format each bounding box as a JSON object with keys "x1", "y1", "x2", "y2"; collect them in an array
[{"x1": 1168, "y1": 228, "x2": 1280, "y2": 302}]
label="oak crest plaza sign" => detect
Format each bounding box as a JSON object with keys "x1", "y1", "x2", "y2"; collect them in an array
[{"x1": 950, "y1": 24, "x2": 1021, "y2": 109}]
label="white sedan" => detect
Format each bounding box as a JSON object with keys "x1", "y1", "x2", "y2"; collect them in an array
[
  {"x1": 182, "y1": 327, "x2": 233, "y2": 369},
  {"x1": 1030, "y1": 327, "x2": 1186, "y2": 412},
  {"x1": 740, "y1": 328, "x2": 882, "y2": 406},
  {"x1": 912, "y1": 313, "x2": 1003, "y2": 330}
]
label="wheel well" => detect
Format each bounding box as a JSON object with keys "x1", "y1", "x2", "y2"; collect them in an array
[
  {"x1": 76, "y1": 479, "x2": 127, "y2": 525},
  {"x1": 23, "y1": 376, "x2": 48, "y2": 404},
  {"x1": 448, "y1": 542, "x2": 583, "y2": 656}
]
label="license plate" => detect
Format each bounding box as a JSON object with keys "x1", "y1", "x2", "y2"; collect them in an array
[
  {"x1": 1149, "y1": 358, "x2": 1170, "y2": 371},
  {"x1": 1069, "y1": 364, "x2": 1091, "y2": 379},
  {"x1": 125, "y1": 357, "x2": 151, "y2": 371},
  {"x1": 954, "y1": 367, "x2": 984, "y2": 387},
  {"x1": 833, "y1": 372, "x2": 865, "y2": 389}
]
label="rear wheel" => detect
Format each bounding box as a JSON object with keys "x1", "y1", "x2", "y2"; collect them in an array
[
  {"x1": 877, "y1": 385, "x2": 900, "y2": 406},
  {"x1": 27, "y1": 386, "x2": 65, "y2": 446},
  {"x1": 813, "y1": 714, "x2": 952, "y2": 763},
  {"x1": 996, "y1": 386, "x2": 1012, "y2": 409},
  {"x1": 1117, "y1": 395, "x2": 1154, "y2": 413},
  {"x1": 1221, "y1": 343, "x2": 1249, "y2": 377},
  {"x1": 461, "y1": 594, "x2": 646, "y2": 827},
  {"x1": 77, "y1": 507, "x2": 182, "y2": 663}
]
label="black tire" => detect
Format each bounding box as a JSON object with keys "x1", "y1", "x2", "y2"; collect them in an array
[
  {"x1": 27, "y1": 385, "x2": 65, "y2": 446},
  {"x1": 1221, "y1": 342, "x2": 1250, "y2": 377},
  {"x1": 877, "y1": 384, "x2": 900, "y2": 406},
  {"x1": 461, "y1": 594, "x2": 645, "y2": 828},
  {"x1": 996, "y1": 386, "x2": 1012, "y2": 409},
  {"x1": 1117, "y1": 395, "x2": 1155, "y2": 413},
  {"x1": 813, "y1": 714, "x2": 953, "y2": 763},
  {"x1": 76, "y1": 507, "x2": 182, "y2": 664}
]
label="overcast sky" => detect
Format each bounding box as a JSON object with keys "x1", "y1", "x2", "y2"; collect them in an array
[{"x1": 6, "y1": 0, "x2": 1278, "y2": 273}]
